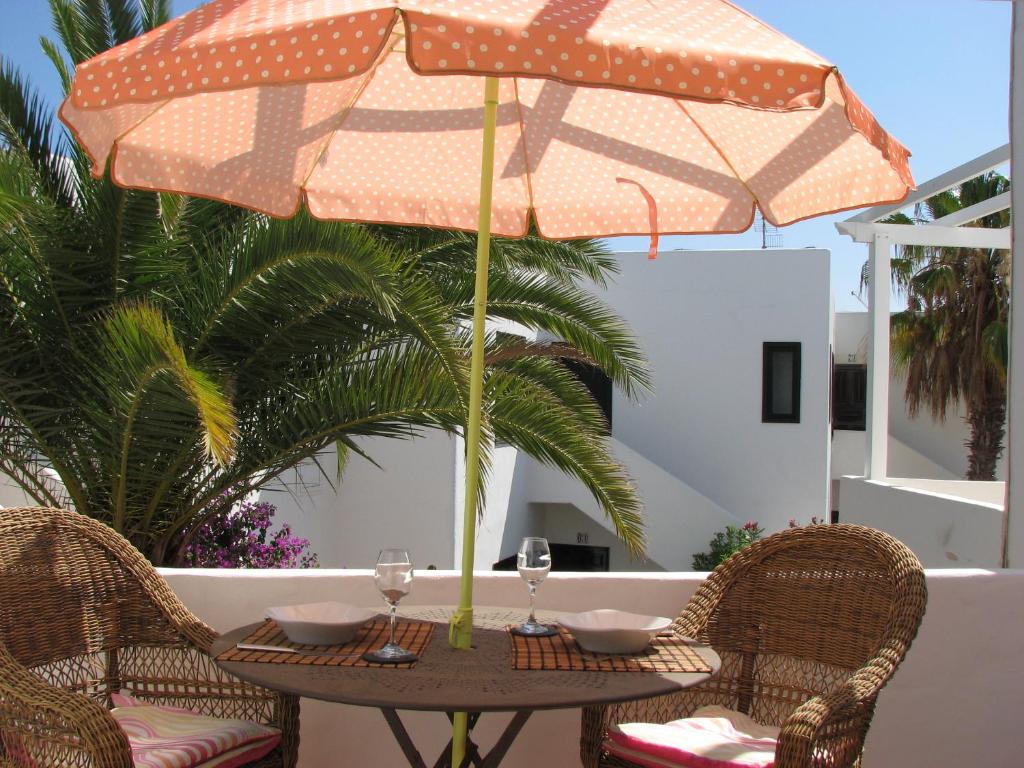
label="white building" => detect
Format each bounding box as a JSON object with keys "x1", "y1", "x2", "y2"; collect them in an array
[{"x1": 266, "y1": 244, "x2": 1001, "y2": 573}]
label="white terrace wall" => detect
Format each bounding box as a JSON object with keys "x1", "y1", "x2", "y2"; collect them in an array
[
  {"x1": 162, "y1": 568, "x2": 1024, "y2": 768},
  {"x1": 839, "y1": 476, "x2": 1005, "y2": 568},
  {"x1": 604, "y1": 249, "x2": 833, "y2": 533}
]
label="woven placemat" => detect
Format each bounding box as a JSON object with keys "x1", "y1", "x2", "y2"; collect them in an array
[
  {"x1": 216, "y1": 619, "x2": 434, "y2": 668},
  {"x1": 509, "y1": 627, "x2": 712, "y2": 673}
]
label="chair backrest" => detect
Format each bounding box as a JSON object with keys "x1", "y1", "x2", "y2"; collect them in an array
[
  {"x1": 0, "y1": 507, "x2": 189, "y2": 673},
  {"x1": 676, "y1": 523, "x2": 926, "y2": 725}
]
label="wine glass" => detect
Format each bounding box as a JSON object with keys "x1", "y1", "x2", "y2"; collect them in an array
[
  {"x1": 513, "y1": 537, "x2": 557, "y2": 636},
  {"x1": 362, "y1": 549, "x2": 417, "y2": 663}
]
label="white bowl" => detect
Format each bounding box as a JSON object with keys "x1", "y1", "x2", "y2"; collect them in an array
[
  {"x1": 265, "y1": 602, "x2": 378, "y2": 646},
  {"x1": 557, "y1": 609, "x2": 673, "y2": 654}
]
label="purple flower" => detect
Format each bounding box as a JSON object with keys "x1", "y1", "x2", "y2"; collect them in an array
[{"x1": 183, "y1": 497, "x2": 319, "y2": 569}]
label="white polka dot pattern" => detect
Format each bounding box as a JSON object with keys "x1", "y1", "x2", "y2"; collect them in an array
[
  {"x1": 60, "y1": 0, "x2": 914, "y2": 237},
  {"x1": 71, "y1": 0, "x2": 396, "y2": 109},
  {"x1": 401, "y1": 0, "x2": 827, "y2": 109}
]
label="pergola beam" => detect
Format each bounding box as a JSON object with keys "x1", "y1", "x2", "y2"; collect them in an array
[
  {"x1": 927, "y1": 191, "x2": 1010, "y2": 228},
  {"x1": 835, "y1": 221, "x2": 1011, "y2": 249}
]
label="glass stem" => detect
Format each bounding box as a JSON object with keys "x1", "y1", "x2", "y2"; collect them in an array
[
  {"x1": 528, "y1": 584, "x2": 537, "y2": 624},
  {"x1": 389, "y1": 602, "x2": 397, "y2": 646}
]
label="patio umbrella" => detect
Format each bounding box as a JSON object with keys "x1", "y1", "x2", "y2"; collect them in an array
[{"x1": 60, "y1": 0, "x2": 913, "y2": 757}]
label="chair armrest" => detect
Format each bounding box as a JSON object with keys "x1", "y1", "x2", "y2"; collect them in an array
[
  {"x1": 0, "y1": 645, "x2": 132, "y2": 768},
  {"x1": 776, "y1": 672, "x2": 882, "y2": 768}
]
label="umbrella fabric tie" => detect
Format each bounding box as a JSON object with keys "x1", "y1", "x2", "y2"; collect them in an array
[{"x1": 616, "y1": 177, "x2": 660, "y2": 260}]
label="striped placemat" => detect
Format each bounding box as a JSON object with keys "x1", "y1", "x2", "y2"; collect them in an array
[
  {"x1": 216, "y1": 619, "x2": 434, "y2": 668},
  {"x1": 509, "y1": 627, "x2": 712, "y2": 673}
]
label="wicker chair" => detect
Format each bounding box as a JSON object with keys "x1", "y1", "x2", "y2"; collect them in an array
[
  {"x1": 581, "y1": 523, "x2": 927, "y2": 768},
  {"x1": 0, "y1": 506, "x2": 299, "y2": 768}
]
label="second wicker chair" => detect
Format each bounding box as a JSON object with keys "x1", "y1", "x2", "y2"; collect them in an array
[{"x1": 580, "y1": 523, "x2": 927, "y2": 768}]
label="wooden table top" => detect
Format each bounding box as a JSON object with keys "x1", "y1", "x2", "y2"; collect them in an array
[{"x1": 211, "y1": 606, "x2": 720, "y2": 713}]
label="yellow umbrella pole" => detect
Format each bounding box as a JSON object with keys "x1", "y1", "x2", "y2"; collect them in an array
[{"x1": 449, "y1": 75, "x2": 500, "y2": 765}]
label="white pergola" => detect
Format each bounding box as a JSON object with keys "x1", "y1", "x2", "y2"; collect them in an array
[
  {"x1": 836, "y1": 1, "x2": 1023, "y2": 567},
  {"x1": 835, "y1": 144, "x2": 1011, "y2": 482}
]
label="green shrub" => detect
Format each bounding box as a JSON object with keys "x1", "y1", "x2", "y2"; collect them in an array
[{"x1": 691, "y1": 521, "x2": 763, "y2": 570}]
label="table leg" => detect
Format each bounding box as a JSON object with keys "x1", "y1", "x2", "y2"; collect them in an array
[
  {"x1": 381, "y1": 708, "x2": 428, "y2": 768},
  {"x1": 381, "y1": 709, "x2": 533, "y2": 768},
  {"x1": 476, "y1": 711, "x2": 531, "y2": 768}
]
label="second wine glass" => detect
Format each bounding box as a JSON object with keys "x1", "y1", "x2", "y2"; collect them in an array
[
  {"x1": 362, "y1": 548, "x2": 418, "y2": 664},
  {"x1": 513, "y1": 537, "x2": 557, "y2": 636}
]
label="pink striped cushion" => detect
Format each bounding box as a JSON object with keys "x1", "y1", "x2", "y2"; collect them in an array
[
  {"x1": 604, "y1": 706, "x2": 779, "y2": 768},
  {"x1": 110, "y1": 694, "x2": 280, "y2": 768}
]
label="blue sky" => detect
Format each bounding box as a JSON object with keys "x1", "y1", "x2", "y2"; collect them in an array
[{"x1": 0, "y1": 1, "x2": 1011, "y2": 310}]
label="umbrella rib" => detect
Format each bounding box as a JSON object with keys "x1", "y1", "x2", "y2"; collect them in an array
[
  {"x1": 70, "y1": 98, "x2": 170, "y2": 179},
  {"x1": 299, "y1": 32, "x2": 402, "y2": 191},
  {"x1": 510, "y1": 79, "x2": 538, "y2": 230},
  {"x1": 673, "y1": 98, "x2": 759, "y2": 225}
]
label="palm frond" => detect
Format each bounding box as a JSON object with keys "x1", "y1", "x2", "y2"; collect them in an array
[
  {"x1": 460, "y1": 272, "x2": 651, "y2": 397},
  {"x1": 0, "y1": 59, "x2": 73, "y2": 207},
  {"x1": 40, "y1": 37, "x2": 74, "y2": 94},
  {"x1": 95, "y1": 301, "x2": 236, "y2": 470},
  {"x1": 139, "y1": 0, "x2": 170, "y2": 31},
  {"x1": 487, "y1": 364, "x2": 644, "y2": 556}
]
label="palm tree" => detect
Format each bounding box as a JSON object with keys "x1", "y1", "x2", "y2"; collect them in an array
[
  {"x1": 868, "y1": 172, "x2": 1009, "y2": 480},
  {"x1": 0, "y1": 0, "x2": 649, "y2": 564}
]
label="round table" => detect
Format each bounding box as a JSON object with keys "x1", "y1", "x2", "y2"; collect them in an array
[{"x1": 212, "y1": 606, "x2": 720, "y2": 767}]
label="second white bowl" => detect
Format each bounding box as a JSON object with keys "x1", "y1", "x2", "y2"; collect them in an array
[{"x1": 557, "y1": 609, "x2": 673, "y2": 654}]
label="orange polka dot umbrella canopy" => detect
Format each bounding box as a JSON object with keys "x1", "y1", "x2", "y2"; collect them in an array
[
  {"x1": 60, "y1": 0, "x2": 913, "y2": 239},
  {"x1": 59, "y1": 0, "x2": 913, "y2": 707}
]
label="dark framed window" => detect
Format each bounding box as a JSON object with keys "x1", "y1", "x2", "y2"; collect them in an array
[
  {"x1": 832, "y1": 364, "x2": 867, "y2": 431},
  {"x1": 762, "y1": 342, "x2": 801, "y2": 423},
  {"x1": 563, "y1": 358, "x2": 612, "y2": 432}
]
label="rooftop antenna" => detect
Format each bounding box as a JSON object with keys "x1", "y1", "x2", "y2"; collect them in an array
[{"x1": 754, "y1": 209, "x2": 782, "y2": 249}]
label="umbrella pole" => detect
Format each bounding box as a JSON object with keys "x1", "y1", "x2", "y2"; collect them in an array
[{"x1": 449, "y1": 74, "x2": 500, "y2": 765}]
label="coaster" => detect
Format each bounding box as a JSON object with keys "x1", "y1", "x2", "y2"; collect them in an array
[
  {"x1": 509, "y1": 623, "x2": 559, "y2": 638},
  {"x1": 361, "y1": 649, "x2": 419, "y2": 664}
]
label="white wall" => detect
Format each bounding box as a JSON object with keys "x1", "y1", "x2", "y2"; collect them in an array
[
  {"x1": 265, "y1": 433, "x2": 458, "y2": 569},
  {"x1": 161, "y1": 567, "x2": 1024, "y2": 768},
  {"x1": 605, "y1": 250, "x2": 832, "y2": 533},
  {"x1": 831, "y1": 431, "x2": 958, "y2": 513},
  {"x1": 470, "y1": 444, "x2": 545, "y2": 570},
  {"x1": 539, "y1": 502, "x2": 664, "y2": 571},
  {"x1": 839, "y1": 476, "x2": 1004, "y2": 567},
  {"x1": 526, "y1": 439, "x2": 738, "y2": 571},
  {"x1": 834, "y1": 312, "x2": 1008, "y2": 480}
]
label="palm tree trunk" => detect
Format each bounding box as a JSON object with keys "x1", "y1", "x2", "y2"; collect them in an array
[{"x1": 965, "y1": 392, "x2": 1006, "y2": 480}]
